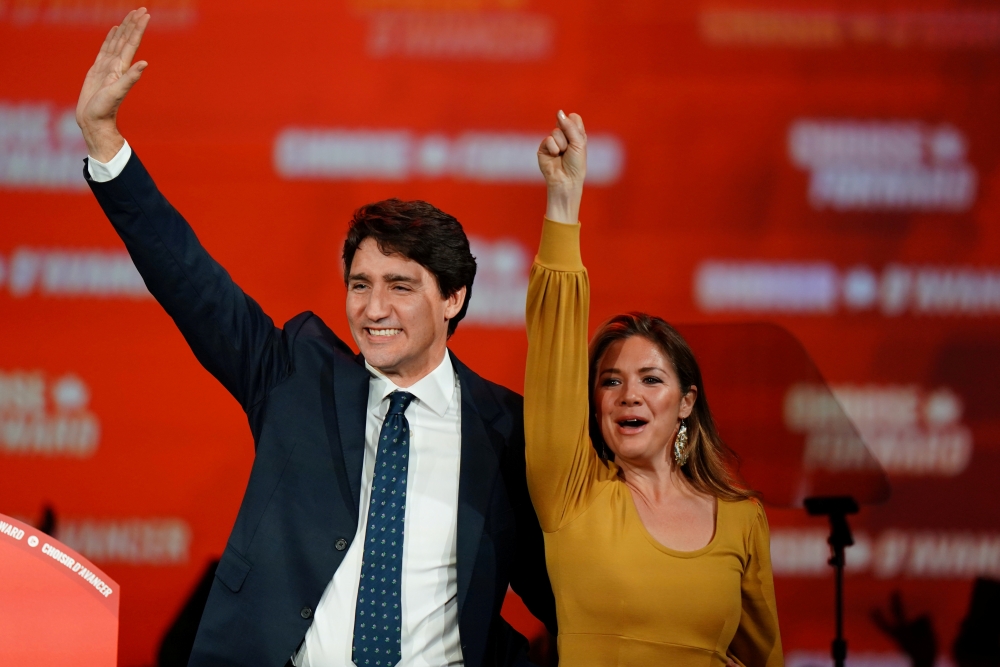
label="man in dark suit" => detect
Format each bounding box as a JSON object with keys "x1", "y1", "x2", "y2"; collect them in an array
[{"x1": 75, "y1": 9, "x2": 555, "y2": 667}]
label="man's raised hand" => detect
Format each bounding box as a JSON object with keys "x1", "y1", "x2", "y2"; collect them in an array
[
  {"x1": 76, "y1": 8, "x2": 150, "y2": 162},
  {"x1": 537, "y1": 111, "x2": 586, "y2": 224}
]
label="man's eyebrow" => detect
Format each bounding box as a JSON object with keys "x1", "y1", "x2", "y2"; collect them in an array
[
  {"x1": 383, "y1": 273, "x2": 419, "y2": 284},
  {"x1": 346, "y1": 272, "x2": 421, "y2": 284}
]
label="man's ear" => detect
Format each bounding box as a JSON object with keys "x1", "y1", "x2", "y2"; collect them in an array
[{"x1": 444, "y1": 286, "x2": 467, "y2": 320}]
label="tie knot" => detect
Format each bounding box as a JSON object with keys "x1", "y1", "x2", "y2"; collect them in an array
[{"x1": 386, "y1": 391, "x2": 415, "y2": 416}]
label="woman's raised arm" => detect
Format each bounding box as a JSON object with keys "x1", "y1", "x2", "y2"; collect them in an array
[{"x1": 525, "y1": 112, "x2": 614, "y2": 532}]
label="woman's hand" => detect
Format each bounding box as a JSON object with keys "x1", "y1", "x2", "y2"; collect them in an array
[{"x1": 537, "y1": 110, "x2": 586, "y2": 224}]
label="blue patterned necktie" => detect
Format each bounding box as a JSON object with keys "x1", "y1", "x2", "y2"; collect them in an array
[{"x1": 353, "y1": 390, "x2": 415, "y2": 667}]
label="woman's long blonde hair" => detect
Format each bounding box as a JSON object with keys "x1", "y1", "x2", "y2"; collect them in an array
[{"x1": 588, "y1": 312, "x2": 758, "y2": 502}]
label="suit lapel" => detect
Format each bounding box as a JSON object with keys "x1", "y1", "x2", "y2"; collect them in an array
[
  {"x1": 452, "y1": 352, "x2": 502, "y2": 618},
  {"x1": 332, "y1": 352, "x2": 371, "y2": 514},
  {"x1": 333, "y1": 347, "x2": 504, "y2": 616}
]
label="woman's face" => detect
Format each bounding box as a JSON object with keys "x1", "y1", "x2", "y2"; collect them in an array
[{"x1": 594, "y1": 336, "x2": 697, "y2": 465}]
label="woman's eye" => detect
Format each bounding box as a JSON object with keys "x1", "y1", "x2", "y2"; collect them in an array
[
  {"x1": 643, "y1": 376, "x2": 663, "y2": 384},
  {"x1": 601, "y1": 378, "x2": 620, "y2": 387}
]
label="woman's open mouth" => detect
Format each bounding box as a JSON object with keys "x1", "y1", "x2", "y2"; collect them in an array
[{"x1": 616, "y1": 418, "x2": 648, "y2": 433}]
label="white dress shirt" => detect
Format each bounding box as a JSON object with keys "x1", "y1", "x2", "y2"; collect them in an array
[
  {"x1": 87, "y1": 140, "x2": 132, "y2": 181},
  {"x1": 294, "y1": 353, "x2": 464, "y2": 667},
  {"x1": 89, "y1": 145, "x2": 467, "y2": 666}
]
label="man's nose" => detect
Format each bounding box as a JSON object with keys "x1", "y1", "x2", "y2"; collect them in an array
[{"x1": 364, "y1": 287, "x2": 391, "y2": 320}]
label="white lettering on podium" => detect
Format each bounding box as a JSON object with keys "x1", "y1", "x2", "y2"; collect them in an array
[
  {"x1": 41, "y1": 542, "x2": 76, "y2": 569},
  {"x1": 75, "y1": 564, "x2": 113, "y2": 597},
  {"x1": 0, "y1": 520, "x2": 25, "y2": 540},
  {"x1": 38, "y1": 541, "x2": 114, "y2": 597}
]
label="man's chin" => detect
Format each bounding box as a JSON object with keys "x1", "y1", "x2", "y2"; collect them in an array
[
  {"x1": 358, "y1": 346, "x2": 402, "y2": 371},
  {"x1": 355, "y1": 331, "x2": 399, "y2": 359}
]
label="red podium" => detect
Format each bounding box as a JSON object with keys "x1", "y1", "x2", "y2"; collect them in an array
[{"x1": 0, "y1": 513, "x2": 119, "y2": 665}]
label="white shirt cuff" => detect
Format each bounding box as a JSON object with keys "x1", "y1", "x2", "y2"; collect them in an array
[{"x1": 87, "y1": 140, "x2": 132, "y2": 182}]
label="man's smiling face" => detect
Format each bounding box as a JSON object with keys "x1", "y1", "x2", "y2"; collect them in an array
[{"x1": 346, "y1": 237, "x2": 465, "y2": 387}]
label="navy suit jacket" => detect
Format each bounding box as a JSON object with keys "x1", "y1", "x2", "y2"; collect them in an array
[{"x1": 85, "y1": 152, "x2": 556, "y2": 667}]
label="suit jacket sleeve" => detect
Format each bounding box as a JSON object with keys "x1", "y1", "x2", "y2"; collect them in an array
[
  {"x1": 84, "y1": 151, "x2": 289, "y2": 414},
  {"x1": 499, "y1": 391, "x2": 558, "y2": 637}
]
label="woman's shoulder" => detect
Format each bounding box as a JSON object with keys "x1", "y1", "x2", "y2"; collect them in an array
[{"x1": 718, "y1": 496, "x2": 768, "y2": 537}]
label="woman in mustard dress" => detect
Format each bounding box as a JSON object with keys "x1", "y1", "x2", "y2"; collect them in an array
[{"x1": 525, "y1": 111, "x2": 783, "y2": 667}]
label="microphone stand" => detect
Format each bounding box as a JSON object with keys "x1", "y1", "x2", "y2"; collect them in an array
[{"x1": 804, "y1": 496, "x2": 859, "y2": 667}]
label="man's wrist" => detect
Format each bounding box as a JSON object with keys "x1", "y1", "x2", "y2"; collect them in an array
[
  {"x1": 87, "y1": 139, "x2": 131, "y2": 182},
  {"x1": 80, "y1": 124, "x2": 125, "y2": 163}
]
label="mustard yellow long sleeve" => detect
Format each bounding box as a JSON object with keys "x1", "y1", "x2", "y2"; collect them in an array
[
  {"x1": 730, "y1": 503, "x2": 784, "y2": 667},
  {"x1": 525, "y1": 219, "x2": 616, "y2": 532},
  {"x1": 524, "y1": 219, "x2": 783, "y2": 667}
]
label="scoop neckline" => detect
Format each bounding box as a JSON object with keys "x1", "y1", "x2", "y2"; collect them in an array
[{"x1": 623, "y1": 484, "x2": 722, "y2": 558}]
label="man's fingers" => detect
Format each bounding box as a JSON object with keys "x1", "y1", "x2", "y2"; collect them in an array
[
  {"x1": 112, "y1": 8, "x2": 146, "y2": 57},
  {"x1": 121, "y1": 12, "x2": 150, "y2": 65},
  {"x1": 117, "y1": 9, "x2": 145, "y2": 59},
  {"x1": 105, "y1": 60, "x2": 147, "y2": 103},
  {"x1": 109, "y1": 10, "x2": 136, "y2": 55},
  {"x1": 125, "y1": 60, "x2": 148, "y2": 84},
  {"x1": 96, "y1": 25, "x2": 117, "y2": 61}
]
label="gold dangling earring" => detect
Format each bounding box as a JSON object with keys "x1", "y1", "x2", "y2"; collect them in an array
[{"x1": 673, "y1": 420, "x2": 689, "y2": 466}]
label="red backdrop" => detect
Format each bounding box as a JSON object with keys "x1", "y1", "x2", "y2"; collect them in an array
[{"x1": 2, "y1": 0, "x2": 1000, "y2": 664}]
